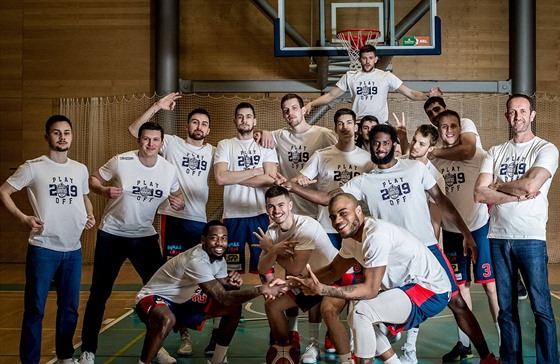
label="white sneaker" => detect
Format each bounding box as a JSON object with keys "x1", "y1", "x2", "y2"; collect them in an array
[
  {"x1": 57, "y1": 359, "x2": 78, "y2": 364},
  {"x1": 206, "y1": 356, "x2": 228, "y2": 364},
  {"x1": 399, "y1": 343, "x2": 418, "y2": 364},
  {"x1": 301, "y1": 340, "x2": 321, "y2": 363},
  {"x1": 154, "y1": 347, "x2": 177, "y2": 364},
  {"x1": 79, "y1": 351, "x2": 95, "y2": 364},
  {"x1": 177, "y1": 331, "x2": 193, "y2": 356}
]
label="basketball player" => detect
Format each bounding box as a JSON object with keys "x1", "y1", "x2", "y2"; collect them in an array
[
  {"x1": 286, "y1": 193, "x2": 452, "y2": 364},
  {"x1": 135, "y1": 220, "x2": 288, "y2": 364},
  {"x1": 304, "y1": 44, "x2": 442, "y2": 122},
  {"x1": 128, "y1": 93, "x2": 215, "y2": 356},
  {"x1": 79, "y1": 122, "x2": 184, "y2": 364},
  {"x1": 0, "y1": 115, "x2": 95, "y2": 364},
  {"x1": 255, "y1": 186, "x2": 338, "y2": 363},
  {"x1": 433, "y1": 110, "x2": 499, "y2": 361},
  {"x1": 355, "y1": 115, "x2": 379, "y2": 152}
]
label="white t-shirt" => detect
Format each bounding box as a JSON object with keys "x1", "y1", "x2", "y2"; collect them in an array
[
  {"x1": 300, "y1": 145, "x2": 375, "y2": 233},
  {"x1": 479, "y1": 137, "x2": 558, "y2": 240},
  {"x1": 158, "y1": 134, "x2": 215, "y2": 223},
  {"x1": 460, "y1": 118, "x2": 483, "y2": 149},
  {"x1": 336, "y1": 69, "x2": 403, "y2": 122},
  {"x1": 7, "y1": 156, "x2": 89, "y2": 252},
  {"x1": 136, "y1": 244, "x2": 228, "y2": 304},
  {"x1": 214, "y1": 138, "x2": 279, "y2": 218},
  {"x1": 339, "y1": 218, "x2": 450, "y2": 294},
  {"x1": 98, "y1": 151, "x2": 180, "y2": 237},
  {"x1": 342, "y1": 159, "x2": 438, "y2": 246},
  {"x1": 272, "y1": 126, "x2": 337, "y2": 217},
  {"x1": 266, "y1": 214, "x2": 337, "y2": 275},
  {"x1": 433, "y1": 148, "x2": 489, "y2": 232}
]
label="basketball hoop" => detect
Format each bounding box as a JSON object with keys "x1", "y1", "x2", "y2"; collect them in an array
[{"x1": 336, "y1": 28, "x2": 381, "y2": 70}]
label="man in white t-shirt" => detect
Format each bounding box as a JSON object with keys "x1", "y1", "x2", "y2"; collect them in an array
[
  {"x1": 135, "y1": 220, "x2": 287, "y2": 364},
  {"x1": 258, "y1": 93, "x2": 337, "y2": 218},
  {"x1": 255, "y1": 186, "x2": 338, "y2": 364},
  {"x1": 0, "y1": 115, "x2": 95, "y2": 364},
  {"x1": 304, "y1": 44, "x2": 441, "y2": 123},
  {"x1": 432, "y1": 110, "x2": 499, "y2": 361},
  {"x1": 80, "y1": 122, "x2": 184, "y2": 364},
  {"x1": 474, "y1": 94, "x2": 558, "y2": 364},
  {"x1": 128, "y1": 92, "x2": 215, "y2": 261},
  {"x1": 214, "y1": 102, "x2": 278, "y2": 274},
  {"x1": 285, "y1": 193, "x2": 451, "y2": 364}
]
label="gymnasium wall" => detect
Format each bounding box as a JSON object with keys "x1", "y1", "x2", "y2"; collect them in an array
[{"x1": 1, "y1": 0, "x2": 559, "y2": 262}]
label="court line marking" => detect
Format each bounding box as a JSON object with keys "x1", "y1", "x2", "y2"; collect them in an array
[
  {"x1": 104, "y1": 332, "x2": 146, "y2": 364},
  {"x1": 47, "y1": 308, "x2": 134, "y2": 364}
]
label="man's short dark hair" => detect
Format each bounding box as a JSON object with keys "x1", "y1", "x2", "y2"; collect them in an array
[
  {"x1": 359, "y1": 44, "x2": 377, "y2": 57},
  {"x1": 369, "y1": 124, "x2": 398, "y2": 144},
  {"x1": 138, "y1": 121, "x2": 164, "y2": 140},
  {"x1": 45, "y1": 115, "x2": 72, "y2": 134},
  {"x1": 334, "y1": 108, "x2": 356, "y2": 124},
  {"x1": 202, "y1": 220, "x2": 226, "y2": 237},
  {"x1": 506, "y1": 94, "x2": 535, "y2": 111},
  {"x1": 415, "y1": 124, "x2": 439, "y2": 147},
  {"x1": 434, "y1": 109, "x2": 462, "y2": 129},
  {"x1": 360, "y1": 115, "x2": 379, "y2": 125},
  {"x1": 424, "y1": 96, "x2": 446, "y2": 111},
  {"x1": 187, "y1": 108, "x2": 211, "y2": 125},
  {"x1": 235, "y1": 102, "x2": 256, "y2": 118},
  {"x1": 265, "y1": 185, "x2": 290, "y2": 200},
  {"x1": 281, "y1": 93, "x2": 304, "y2": 108}
]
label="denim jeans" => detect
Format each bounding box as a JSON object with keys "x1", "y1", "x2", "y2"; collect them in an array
[
  {"x1": 20, "y1": 245, "x2": 82, "y2": 364},
  {"x1": 81, "y1": 230, "x2": 163, "y2": 354},
  {"x1": 490, "y1": 239, "x2": 559, "y2": 363}
]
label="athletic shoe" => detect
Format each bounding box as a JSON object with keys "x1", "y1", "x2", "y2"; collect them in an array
[
  {"x1": 517, "y1": 275, "x2": 528, "y2": 300},
  {"x1": 399, "y1": 343, "x2": 418, "y2": 364},
  {"x1": 57, "y1": 359, "x2": 79, "y2": 364},
  {"x1": 154, "y1": 347, "x2": 177, "y2": 364},
  {"x1": 301, "y1": 340, "x2": 321, "y2": 363},
  {"x1": 205, "y1": 329, "x2": 218, "y2": 355},
  {"x1": 289, "y1": 330, "x2": 301, "y2": 352},
  {"x1": 206, "y1": 357, "x2": 227, "y2": 364},
  {"x1": 177, "y1": 330, "x2": 193, "y2": 356},
  {"x1": 442, "y1": 341, "x2": 473, "y2": 361},
  {"x1": 480, "y1": 352, "x2": 500, "y2": 364},
  {"x1": 79, "y1": 351, "x2": 95, "y2": 364},
  {"x1": 324, "y1": 332, "x2": 336, "y2": 353}
]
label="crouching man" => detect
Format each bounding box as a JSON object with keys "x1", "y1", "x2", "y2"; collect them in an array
[{"x1": 135, "y1": 220, "x2": 287, "y2": 364}]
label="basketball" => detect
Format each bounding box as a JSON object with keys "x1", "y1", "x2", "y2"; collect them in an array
[{"x1": 265, "y1": 344, "x2": 299, "y2": 364}]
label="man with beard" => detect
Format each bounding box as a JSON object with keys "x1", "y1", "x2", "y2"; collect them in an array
[
  {"x1": 135, "y1": 220, "x2": 288, "y2": 364},
  {"x1": 304, "y1": 45, "x2": 441, "y2": 123},
  {"x1": 474, "y1": 94, "x2": 558, "y2": 363},
  {"x1": 272, "y1": 124, "x2": 499, "y2": 364},
  {"x1": 129, "y1": 94, "x2": 216, "y2": 357},
  {"x1": 285, "y1": 193, "x2": 451, "y2": 364},
  {"x1": 214, "y1": 102, "x2": 278, "y2": 275},
  {"x1": 0, "y1": 115, "x2": 95, "y2": 364}
]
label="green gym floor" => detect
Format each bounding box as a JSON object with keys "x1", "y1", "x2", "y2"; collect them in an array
[{"x1": 1, "y1": 264, "x2": 559, "y2": 364}]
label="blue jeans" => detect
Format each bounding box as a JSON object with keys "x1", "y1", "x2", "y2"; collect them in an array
[
  {"x1": 81, "y1": 230, "x2": 163, "y2": 353},
  {"x1": 490, "y1": 239, "x2": 559, "y2": 363},
  {"x1": 20, "y1": 245, "x2": 82, "y2": 364}
]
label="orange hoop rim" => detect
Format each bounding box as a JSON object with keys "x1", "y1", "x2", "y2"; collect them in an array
[{"x1": 336, "y1": 28, "x2": 381, "y2": 49}]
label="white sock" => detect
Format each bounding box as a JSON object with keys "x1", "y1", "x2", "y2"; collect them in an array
[
  {"x1": 458, "y1": 328, "x2": 470, "y2": 347},
  {"x1": 339, "y1": 353, "x2": 353, "y2": 363},
  {"x1": 495, "y1": 322, "x2": 501, "y2": 345},
  {"x1": 213, "y1": 317, "x2": 221, "y2": 329},
  {"x1": 287, "y1": 315, "x2": 298, "y2": 332},
  {"x1": 211, "y1": 344, "x2": 228, "y2": 364},
  {"x1": 138, "y1": 361, "x2": 145, "y2": 364},
  {"x1": 309, "y1": 323, "x2": 321, "y2": 342},
  {"x1": 384, "y1": 353, "x2": 401, "y2": 364},
  {"x1": 406, "y1": 327, "x2": 419, "y2": 348}
]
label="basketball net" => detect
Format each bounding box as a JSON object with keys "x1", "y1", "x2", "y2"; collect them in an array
[{"x1": 336, "y1": 29, "x2": 381, "y2": 70}]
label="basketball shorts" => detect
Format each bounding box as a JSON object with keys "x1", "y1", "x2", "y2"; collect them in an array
[
  {"x1": 428, "y1": 244, "x2": 459, "y2": 296},
  {"x1": 442, "y1": 222, "x2": 495, "y2": 284},
  {"x1": 223, "y1": 213, "x2": 269, "y2": 273},
  {"x1": 136, "y1": 288, "x2": 213, "y2": 331},
  {"x1": 160, "y1": 215, "x2": 206, "y2": 260}
]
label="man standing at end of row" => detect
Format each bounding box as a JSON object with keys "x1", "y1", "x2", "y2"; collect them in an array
[
  {"x1": 474, "y1": 94, "x2": 558, "y2": 363},
  {"x1": 0, "y1": 115, "x2": 95, "y2": 364}
]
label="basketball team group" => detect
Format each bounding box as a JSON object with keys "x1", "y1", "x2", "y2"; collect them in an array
[{"x1": 1, "y1": 45, "x2": 558, "y2": 364}]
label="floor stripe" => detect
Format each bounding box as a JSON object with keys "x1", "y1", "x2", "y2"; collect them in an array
[{"x1": 104, "y1": 332, "x2": 146, "y2": 364}]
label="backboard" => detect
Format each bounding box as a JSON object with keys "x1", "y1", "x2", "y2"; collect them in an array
[{"x1": 274, "y1": 0, "x2": 440, "y2": 57}]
